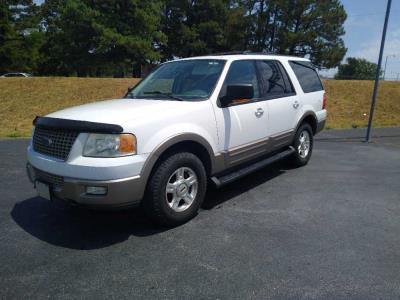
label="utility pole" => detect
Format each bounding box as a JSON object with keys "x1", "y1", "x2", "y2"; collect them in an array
[
  {"x1": 365, "y1": 0, "x2": 392, "y2": 142},
  {"x1": 384, "y1": 56, "x2": 389, "y2": 80},
  {"x1": 383, "y1": 54, "x2": 396, "y2": 80}
]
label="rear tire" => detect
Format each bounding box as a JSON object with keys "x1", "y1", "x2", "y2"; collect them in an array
[
  {"x1": 143, "y1": 152, "x2": 207, "y2": 226},
  {"x1": 290, "y1": 123, "x2": 313, "y2": 167}
]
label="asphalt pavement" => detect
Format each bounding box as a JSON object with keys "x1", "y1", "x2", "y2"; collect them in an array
[{"x1": 0, "y1": 128, "x2": 399, "y2": 299}]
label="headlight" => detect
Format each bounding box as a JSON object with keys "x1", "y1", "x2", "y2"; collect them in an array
[{"x1": 83, "y1": 133, "x2": 137, "y2": 157}]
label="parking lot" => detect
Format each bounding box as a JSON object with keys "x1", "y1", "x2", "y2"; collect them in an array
[{"x1": 1, "y1": 128, "x2": 399, "y2": 299}]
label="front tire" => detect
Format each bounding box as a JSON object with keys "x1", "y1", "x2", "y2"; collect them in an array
[
  {"x1": 143, "y1": 152, "x2": 207, "y2": 226},
  {"x1": 290, "y1": 123, "x2": 313, "y2": 167}
]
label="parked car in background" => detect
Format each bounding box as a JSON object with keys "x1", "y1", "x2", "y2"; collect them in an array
[
  {"x1": 1, "y1": 72, "x2": 32, "y2": 77},
  {"x1": 26, "y1": 52, "x2": 326, "y2": 226}
]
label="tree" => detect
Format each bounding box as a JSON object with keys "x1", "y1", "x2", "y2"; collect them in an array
[
  {"x1": 39, "y1": 0, "x2": 165, "y2": 76},
  {"x1": 146, "y1": 0, "x2": 348, "y2": 68},
  {"x1": 39, "y1": 0, "x2": 99, "y2": 76},
  {"x1": 0, "y1": 0, "x2": 44, "y2": 74},
  {"x1": 335, "y1": 57, "x2": 379, "y2": 80},
  {"x1": 90, "y1": 0, "x2": 166, "y2": 76},
  {"x1": 242, "y1": 0, "x2": 347, "y2": 68},
  {"x1": 1, "y1": 0, "x2": 349, "y2": 75},
  {"x1": 160, "y1": 0, "x2": 249, "y2": 59}
]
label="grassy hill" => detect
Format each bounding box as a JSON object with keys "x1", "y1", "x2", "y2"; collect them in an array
[
  {"x1": 0, "y1": 77, "x2": 140, "y2": 138},
  {"x1": 323, "y1": 80, "x2": 400, "y2": 130},
  {"x1": 0, "y1": 77, "x2": 399, "y2": 138}
]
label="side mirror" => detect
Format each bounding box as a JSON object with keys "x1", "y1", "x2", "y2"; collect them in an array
[{"x1": 219, "y1": 84, "x2": 254, "y2": 107}]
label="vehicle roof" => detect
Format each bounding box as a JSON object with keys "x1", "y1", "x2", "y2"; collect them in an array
[
  {"x1": 2, "y1": 72, "x2": 30, "y2": 75},
  {"x1": 174, "y1": 53, "x2": 310, "y2": 62}
]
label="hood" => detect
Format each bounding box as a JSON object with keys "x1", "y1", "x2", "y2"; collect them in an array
[{"x1": 46, "y1": 98, "x2": 187, "y2": 126}]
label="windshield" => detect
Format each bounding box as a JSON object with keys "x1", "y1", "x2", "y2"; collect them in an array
[{"x1": 126, "y1": 59, "x2": 226, "y2": 101}]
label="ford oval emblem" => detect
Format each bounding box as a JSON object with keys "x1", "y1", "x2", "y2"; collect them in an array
[{"x1": 41, "y1": 136, "x2": 53, "y2": 146}]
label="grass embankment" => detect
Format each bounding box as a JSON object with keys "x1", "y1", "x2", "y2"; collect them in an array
[
  {"x1": 0, "y1": 78, "x2": 399, "y2": 138},
  {"x1": 0, "y1": 77, "x2": 139, "y2": 138},
  {"x1": 323, "y1": 80, "x2": 400, "y2": 129}
]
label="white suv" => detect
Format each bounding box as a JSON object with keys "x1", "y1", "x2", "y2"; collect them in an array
[{"x1": 27, "y1": 53, "x2": 326, "y2": 225}]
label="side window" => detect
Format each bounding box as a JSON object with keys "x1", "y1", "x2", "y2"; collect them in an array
[
  {"x1": 257, "y1": 60, "x2": 294, "y2": 98},
  {"x1": 221, "y1": 60, "x2": 260, "y2": 99},
  {"x1": 289, "y1": 61, "x2": 323, "y2": 93}
]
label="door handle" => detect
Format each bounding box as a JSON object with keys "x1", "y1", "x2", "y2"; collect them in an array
[
  {"x1": 293, "y1": 101, "x2": 300, "y2": 109},
  {"x1": 255, "y1": 108, "x2": 264, "y2": 117}
]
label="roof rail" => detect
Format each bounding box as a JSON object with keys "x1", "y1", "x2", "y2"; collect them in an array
[
  {"x1": 206, "y1": 50, "x2": 281, "y2": 56},
  {"x1": 208, "y1": 51, "x2": 252, "y2": 56},
  {"x1": 203, "y1": 51, "x2": 306, "y2": 59}
]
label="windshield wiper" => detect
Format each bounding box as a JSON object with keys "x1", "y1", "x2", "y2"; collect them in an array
[{"x1": 143, "y1": 91, "x2": 185, "y2": 101}]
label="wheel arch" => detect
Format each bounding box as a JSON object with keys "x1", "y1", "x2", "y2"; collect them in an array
[
  {"x1": 140, "y1": 134, "x2": 222, "y2": 188},
  {"x1": 295, "y1": 111, "x2": 318, "y2": 135}
]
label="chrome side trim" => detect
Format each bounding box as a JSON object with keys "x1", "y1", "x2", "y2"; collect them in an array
[
  {"x1": 212, "y1": 147, "x2": 295, "y2": 187},
  {"x1": 270, "y1": 129, "x2": 295, "y2": 149},
  {"x1": 224, "y1": 137, "x2": 270, "y2": 166},
  {"x1": 228, "y1": 137, "x2": 269, "y2": 156},
  {"x1": 222, "y1": 130, "x2": 295, "y2": 168}
]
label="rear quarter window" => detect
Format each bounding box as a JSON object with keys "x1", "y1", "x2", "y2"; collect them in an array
[{"x1": 289, "y1": 61, "x2": 323, "y2": 93}]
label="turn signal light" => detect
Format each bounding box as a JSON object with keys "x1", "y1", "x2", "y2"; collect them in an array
[{"x1": 119, "y1": 134, "x2": 136, "y2": 153}]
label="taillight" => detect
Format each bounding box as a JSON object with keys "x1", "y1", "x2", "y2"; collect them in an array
[{"x1": 322, "y1": 93, "x2": 327, "y2": 109}]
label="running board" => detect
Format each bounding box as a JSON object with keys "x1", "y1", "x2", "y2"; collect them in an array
[{"x1": 211, "y1": 146, "x2": 295, "y2": 188}]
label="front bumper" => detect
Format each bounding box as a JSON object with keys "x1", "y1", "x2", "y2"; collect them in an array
[
  {"x1": 27, "y1": 163, "x2": 145, "y2": 208},
  {"x1": 27, "y1": 135, "x2": 150, "y2": 208}
]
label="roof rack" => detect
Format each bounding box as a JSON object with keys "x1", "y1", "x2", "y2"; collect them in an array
[
  {"x1": 183, "y1": 51, "x2": 305, "y2": 61},
  {"x1": 205, "y1": 51, "x2": 303, "y2": 58},
  {"x1": 209, "y1": 50, "x2": 273, "y2": 56},
  {"x1": 209, "y1": 51, "x2": 252, "y2": 56},
  {"x1": 207, "y1": 50, "x2": 266, "y2": 56}
]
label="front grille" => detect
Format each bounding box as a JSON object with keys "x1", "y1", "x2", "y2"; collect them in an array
[
  {"x1": 33, "y1": 167, "x2": 64, "y2": 187},
  {"x1": 33, "y1": 127, "x2": 79, "y2": 160}
]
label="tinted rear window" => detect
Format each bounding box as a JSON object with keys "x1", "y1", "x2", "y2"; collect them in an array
[{"x1": 289, "y1": 61, "x2": 323, "y2": 93}]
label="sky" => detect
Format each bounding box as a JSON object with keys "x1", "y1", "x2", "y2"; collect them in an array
[
  {"x1": 323, "y1": 0, "x2": 400, "y2": 79},
  {"x1": 33, "y1": 0, "x2": 400, "y2": 79}
]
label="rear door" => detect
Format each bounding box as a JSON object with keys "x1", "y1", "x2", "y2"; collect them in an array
[
  {"x1": 288, "y1": 60, "x2": 325, "y2": 113},
  {"x1": 256, "y1": 60, "x2": 299, "y2": 148}
]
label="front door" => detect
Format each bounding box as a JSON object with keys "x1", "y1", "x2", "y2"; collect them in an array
[{"x1": 218, "y1": 60, "x2": 269, "y2": 167}]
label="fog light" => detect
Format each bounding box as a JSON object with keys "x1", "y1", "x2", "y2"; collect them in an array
[{"x1": 86, "y1": 186, "x2": 107, "y2": 195}]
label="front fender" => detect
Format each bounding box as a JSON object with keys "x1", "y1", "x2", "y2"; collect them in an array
[
  {"x1": 141, "y1": 123, "x2": 218, "y2": 156},
  {"x1": 138, "y1": 127, "x2": 221, "y2": 188}
]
